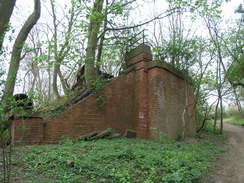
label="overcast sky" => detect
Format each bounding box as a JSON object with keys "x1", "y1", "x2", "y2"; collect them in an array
[
  {"x1": 9, "y1": 0, "x2": 242, "y2": 51},
  {"x1": 13, "y1": 0, "x2": 243, "y2": 26}
]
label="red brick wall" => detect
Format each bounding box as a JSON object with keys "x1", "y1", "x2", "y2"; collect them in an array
[
  {"x1": 12, "y1": 44, "x2": 196, "y2": 144},
  {"x1": 148, "y1": 67, "x2": 196, "y2": 139},
  {"x1": 44, "y1": 72, "x2": 137, "y2": 142},
  {"x1": 12, "y1": 117, "x2": 44, "y2": 144}
]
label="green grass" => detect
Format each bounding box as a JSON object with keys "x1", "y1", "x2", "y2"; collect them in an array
[
  {"x1": 225, "y1": 117, "x2": 244, "y2": 126},
  {"x1": 1, "y1": 132, "x2": 225, "y2": 183}
]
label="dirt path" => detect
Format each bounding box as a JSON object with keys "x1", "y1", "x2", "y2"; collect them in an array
[{"x1": 201, "y1": 123, "x2": 244, "y2": 183}]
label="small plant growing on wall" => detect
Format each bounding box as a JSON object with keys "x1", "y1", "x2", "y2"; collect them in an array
[{"x1": 91, "y1": 76, "x2": 108, "y2": 108}]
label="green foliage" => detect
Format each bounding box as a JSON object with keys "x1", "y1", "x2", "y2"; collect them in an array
[
  {"x1": 5, "y1": 134, "x2": 224, "y2": 183},
  {"x1": 225, "y1": 117, "x2": 244, "y2": 126},
  {"x1": 167, "y1": 0, "x2": 223, "y2": 18},
  {"x1": 224, "y1": 107, "x2": 243, "y2": 119},
  {"x1": 224, "y1": 4, "x2": 244, "y2": 87},
  {"x1": 224, "y1": 106, "x2": 244, "y2": 125},
  {"x1": 195, "y1": 119, "x2": 228, "y2": 142},
  {"x1": 0, "y1": 94, "x2": 33, "y2": 182},
  {"x1": 91, "y1": 76, "x2": 107, "y2": 108},
  {"x1": 33, "y1": 93, "x2": 78, "y2": 119},
  {"x1": 153, "y1": 37, "x2": 202, "y2": 71},
  {"x1": 226, "y1": 56, "x2": 244, "y2": 86}
]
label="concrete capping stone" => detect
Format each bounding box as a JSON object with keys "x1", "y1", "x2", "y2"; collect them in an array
[
  {"x1": 125, "y1": 44, "x2": 152, "y2": 63},
  {"x1": 147, "y1": 60, "x2": 193, "y2": 83},
  {"x1": 120, "y1": 65, "x2": 135, "y2": 74}
]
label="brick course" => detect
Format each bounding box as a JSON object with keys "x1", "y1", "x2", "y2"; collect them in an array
[{"x1": 12, "y1": 44, "x2": 196, "y2": 144}]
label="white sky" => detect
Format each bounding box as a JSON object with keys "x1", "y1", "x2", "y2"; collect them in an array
[{"x1": 13, "y1": 0, "x2": 243, "y2": 27}]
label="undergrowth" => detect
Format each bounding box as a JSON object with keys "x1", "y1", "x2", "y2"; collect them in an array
[
  {"x1": 225, "y1": 117, "x2": 244, "y2": 126},
  {"x1": 33, "y1": 76, "x2": 109, "y2": 119},
  {"x1": 1, "y1": 131, "x2": 225, "y2": 183}
]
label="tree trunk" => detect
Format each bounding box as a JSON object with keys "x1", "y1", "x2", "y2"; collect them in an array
[
  {"x1": 50, "y1": 0, "x2": 75, "y2": 96},
  {"x1": 214, "y1": 98, "x2": 219, "y2": 132},
  {"x1": 30, "y1": 68, "x2": 37, "y2": 92},
  {"x1": 48, "y1": 65, "x2": 52, "y2": 100},
  {"x1": 2, "y1": 0, "x2": 41, "y2": 104},
  {"x1": 96, "y1": 1, "x2": 108, "y2": 66},
  {"x1": 57, "y1": 66, "x2": 69, "y2": 94},
  {"x1": 219, "y1": 95, "x2": 223, "y2": 134},
  {"x1": 84, "y1": 0, "x2": 104, "y2": 87},
  {"x1": 50, "y1": 0, "x2": 60, "y2": 98},
  {"x1": 52, "y1": 66, "x2": 60, "y2": 98},
  {"x1": 233, "y1": 87, "x2": 244, "y2": 118},
  {"x1": 0, "y1": 0, "x2": 16, "y2": 51}
]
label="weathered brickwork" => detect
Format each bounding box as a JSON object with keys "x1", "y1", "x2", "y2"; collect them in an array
[
  {"x1": 148, "y1": 68, "x2": 196, "y2": 139},
  {"x1": 11, "y1": 117, "x2": 44, "y2": 144},
  {"x1": 12, "y1": 44, "x2": 196, "y2": 144}
]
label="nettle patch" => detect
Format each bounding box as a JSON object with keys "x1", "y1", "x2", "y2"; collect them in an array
[{"x1": 6, "y1": 134, "x2": 224, "y2": 183}]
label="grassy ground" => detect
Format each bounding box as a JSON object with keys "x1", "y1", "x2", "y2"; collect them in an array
[
  {"x1": 224, "y1": 117, "x2": 244, "y2": 126},
  {"x1": 1, "y1": 130, "x2": 226, "y2": 183}
]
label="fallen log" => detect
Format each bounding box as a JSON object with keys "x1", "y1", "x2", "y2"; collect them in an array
[
  {"x1": 90, "y1": 128, "x2": 114, "y2": 140},
  {"x1": 78, "y1": 128, "x2": 121, "y2": 141},
  {"x1": 78, "y1": 131, "x2": 98, "y2": 141},
  {"x1": 106, "y1": 133, "x2": 121, "y2": 139}
]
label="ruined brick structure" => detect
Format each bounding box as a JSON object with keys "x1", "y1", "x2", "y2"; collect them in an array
[{"x1": 12, "y1": 44, "x2": 196, "y2": 144}]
